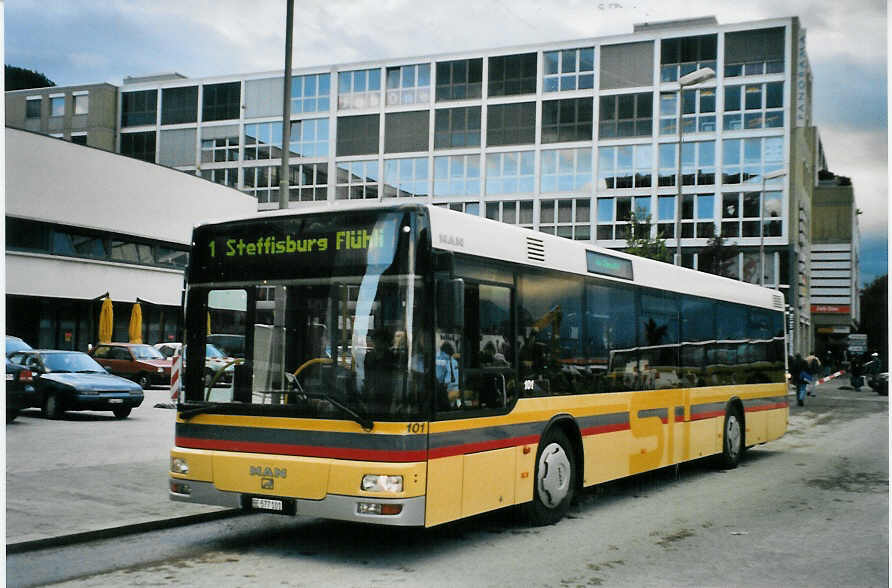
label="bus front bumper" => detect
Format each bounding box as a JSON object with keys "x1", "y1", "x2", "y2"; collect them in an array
[{"x1": 169, "y1": 479, "x2": 426, "y2": 526}]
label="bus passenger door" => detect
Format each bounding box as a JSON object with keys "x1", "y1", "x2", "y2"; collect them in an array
[{"x1": 426, "y1": 281, "x2": 518, "y2": 525}]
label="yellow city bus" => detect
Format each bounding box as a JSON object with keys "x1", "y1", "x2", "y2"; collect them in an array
[{"x1": 170, "y1": 204, "x2": 787, "y2": 527}]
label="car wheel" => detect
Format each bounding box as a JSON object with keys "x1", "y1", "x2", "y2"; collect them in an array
[
  {"x1": 718, "y1": 407, "x2": 744, "y2": 469},
  {"x1": 6, "y1": 410, "x2": 19, "y2": 424},
  {"x1": 522, "y1": 428, "x2": 576, "y2": 526},
  {"x1": 112, "y1": 407, "x2": 132, "y2": 419},
  {"x1": 137, "y1": 374, "x2": 151, "y2": 389},
  {"x1": 44, "y1": 393, "x2": 63, "y2": 420}
]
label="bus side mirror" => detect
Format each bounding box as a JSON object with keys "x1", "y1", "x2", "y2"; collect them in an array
[{"x1": 437, "y1": 278, "x2": 464, "y2": 330}]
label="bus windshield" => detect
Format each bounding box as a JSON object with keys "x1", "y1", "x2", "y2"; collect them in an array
[{"x1": 183, "y1": 209, "x2": 429, "y2": 422}]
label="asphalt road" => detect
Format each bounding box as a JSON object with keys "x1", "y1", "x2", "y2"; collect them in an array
[{"x1": 5, "y1": 379, "x2": 888, "y2": 587}]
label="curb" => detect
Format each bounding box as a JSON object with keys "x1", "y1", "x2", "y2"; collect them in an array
[{"x1": 6, "y1": 509, "x2": 246, "y2": 555}]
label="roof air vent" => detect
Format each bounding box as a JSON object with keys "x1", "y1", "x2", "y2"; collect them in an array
[
  {"x1": 772, "y1": 294, "x2": 784, "y2": 310},
  {"x1": 527, "y1": 236, "x2": 545, "y2": 263}
]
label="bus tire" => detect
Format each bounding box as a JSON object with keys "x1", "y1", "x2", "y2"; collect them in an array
[
  {"x1": 523, "y1": 428, "x2": 576, "y2": 526},
  {"x1": 718, "y1": 407, "x2": 744, "y2": 469}
]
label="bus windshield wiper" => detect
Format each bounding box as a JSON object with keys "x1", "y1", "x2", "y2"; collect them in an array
[
  {"x1": 179, "y1": 403, "x2": 232, "y2": 420},
  {"x1": 285, "y1": 373, "x2": 373, "y2": 431}
]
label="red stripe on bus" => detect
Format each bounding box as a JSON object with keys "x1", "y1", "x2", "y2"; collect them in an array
[
  {"x1": 689, "y1": 410, "x2": 725, "y2": 421},
  {"x1": 175, "y1": 436, "x2": 427, "y2": 463},
  {"x1": 580, "y1": 423, "x2": 631, "y2": 436},
  {"x1": 745, "y1": 402, "x2": 788, "y2": 412},
  {"x1": 428, "y1": 434, "x2": 541, "y2": 459}
]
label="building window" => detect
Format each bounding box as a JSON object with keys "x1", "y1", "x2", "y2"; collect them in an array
[
  {"x1": 6, "y1": 217, "x2": 189, "y2": 270},
  {"x1": 539, "y1": 198, "x2": 591, "y2": 240},
  {"x1": 49, "y1": 96, "x2": 65, "y2": 117},
  {"x1": 338, "y1": 68, "x2": 381, "y2": 110},
  {"x1": 599, "y1": 92, "x2": 652, "y2": 138},
  {"x1": 26, "y1": 98, "x2": 41, "y2": 119},
  {"x1": 658, "y1": 140, "x2": 715, "y2": 187},
  {"x1": 244, "y1": 122, "x2": 283, "y2": 160},
  {"x1": 596, "y1": 195, "x2": 652, "y2": 241},
  {"x1": 73, "y1": 94, "x2": 89, "y2": 116},
  {"x1": 598, "y1": 144, "x2": 652, "y2": 189},
  {"x1": 202, "y1": 82, "x2": 241, "y2": 122},
  {"x1": 161, "y1": 86, "x2": 198, "y2": 125},
  {"x1": 121, "y1": 90, "x2": 158, "y2": 127},
  {"x1": 71, "y1": 134, "x2": 88, "y2": 145},
  {"x1": 288, "y1": 163, "x2": 329, "y2": 202},
  {"x1": 723, "y1": 82, "x2": 784, "y2": 130},
  {"x1": 201, "y1": 168, "x2": 238, "y2": 188},
  {"x1": 680, "y1": 193, "x2": 716, "y2": 238},
  {"x1": 722, "y1": 136, "x2": 784, "y2": 185},
  {"x1": 386, "y1": 63, "x2": 431, "y2": 106},
  {"x1": 542, "y1": 98, "x2": 594, "y2": 143},
  {"x1": 336, "y1": 114, "x2": 380, "y2": 157},
  {"x1": 486, "y1": 151, "x2": 534, "y2": 195},
  {"x1": 335, "y1": 160, "x2": 379, "y2": 200},
  {"x1": 487, "y1": 102, "x2": 536, "y2": 147},
  {"x1": 384, "y1": 110, "x2": 429, "y2": 154},
  {"x1": 657, "y1": 195, "x2": 676, "y2": 238},
  {"x1": 201, "y1": 126, "x2": 240, "y2": 163},
  {"x1": 243, "y1": 166, "x2": 279, "y2": 203},
  {"x1": 159, "y1": 128, "x2": 197, "y2": 167},
  {"x1": 435, "y1": 201, "x2": 480, "y2": 216},
  {"x1": 485, "y1": 200, "x2": 534, "y2": 228},
  {"x1": 722, "y1": 190, "x2": 782, "y2": 238},
  {"x1": 488, "y1": 53, "x2": 537, "y2": 97},
  {"x1": 659, "y1": 87, "x2": 716, "y2": 135},
  {"x1": 120, "y1": 131, "x2": 156, "y2": 163},
  {"x1": 291, "y1": 73, "x2": 330, "y2": 114},
  {"x1": 383, "y1": 157, "x2": 429, "y2": 198},
  {"x1": 724, "y1": 27, "x2": 785, "y2": 77},
  {"x1": 434, "y1": 154, "x2": 481, "y2": 197},
  {"x1": 543, "y1": 47, "x2": 595, "y2": 92},
  {"x1": 434, "y1": 106, "x2": 481, "y2": 149},
  {"x1": 290, "y1": 117, "x2": 330, "y2": 158},
  {"x1": 660, "y1": 35, "x2": 717, "y2": 83},
  {"x1": 541, "y1": 148, "x2": 592, "y2": 193},
  {"x1": 436, "y1": 58, "x2": 483, "y2": 101}
]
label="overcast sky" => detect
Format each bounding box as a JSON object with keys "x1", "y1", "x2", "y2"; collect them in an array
[{"x1": 5, "y1": 0, "x2": 888, "y2": 283}]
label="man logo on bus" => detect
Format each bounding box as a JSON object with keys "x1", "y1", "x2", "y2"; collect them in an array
[
  {"x1": 439, "y1": 233, "x2": 464, "y2": 247},
  {"x1": 250, "y1": 466, "x2": 287, "y2": 479}
]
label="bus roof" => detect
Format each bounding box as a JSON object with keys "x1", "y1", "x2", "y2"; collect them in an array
[{"x1": 195, "y1": 203, "x2": 784, "y2": 312}]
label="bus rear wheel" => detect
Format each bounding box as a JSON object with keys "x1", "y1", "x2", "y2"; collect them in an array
[
  {"x1": 523, "y1": 428, "x2": 576, "y2": 526},
  {"x1": 718, "y1": 407, "x2": 744, "y2": 469}
]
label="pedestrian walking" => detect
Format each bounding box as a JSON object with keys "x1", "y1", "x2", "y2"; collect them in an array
[{"x1": 791, "y1": 354, "x2": 808, "y2": 406}]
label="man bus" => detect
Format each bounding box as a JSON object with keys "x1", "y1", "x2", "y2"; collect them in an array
[{"x1": 170, "y1": 204, "x2": 787, "y2": 527}]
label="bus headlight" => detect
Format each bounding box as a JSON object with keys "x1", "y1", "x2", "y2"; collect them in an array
[
  {"x1": 171, "y1": 457, "x2": 189, "y2": 475},
  {"x1": 361, "y1": 474, "x2": 403, "y2": 493}
]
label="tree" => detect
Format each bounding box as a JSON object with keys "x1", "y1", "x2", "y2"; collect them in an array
[
  {"x1": 698, "y1": 235, "x2": 740, "y2": 278},
  {"x1": 5, "y1": 65, "x2": 55, "y2": 91},
  {"x1": 624, "y1": 212, "x2": 671, "y2": 263},
  {"x1": 859, "y1": 274, "x2": 887, "y2": 363}
]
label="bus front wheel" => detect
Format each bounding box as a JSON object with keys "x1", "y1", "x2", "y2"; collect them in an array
[
  {"x1": 523, "y1": 428, "x2": 576, "y2": 526},
  {"x1": 718, "y1": 407, "x2": 744, "y2": 469}
]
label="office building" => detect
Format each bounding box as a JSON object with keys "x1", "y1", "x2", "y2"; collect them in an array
[{"x1": 8, "y1": 15, "x2": 841, "y2": 354}]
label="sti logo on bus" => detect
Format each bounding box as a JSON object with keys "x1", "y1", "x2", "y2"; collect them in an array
[
  {"x1": 250, "y1": 466, "x2": 287, "y2": 479},
  {"x1": 439, "y1": 233, "x2": 464, "y2": 247}
]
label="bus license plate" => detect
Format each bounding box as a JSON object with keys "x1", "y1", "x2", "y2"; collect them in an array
[{"x1": 252, "y1": 497, "x2": 283, "y2": 512}]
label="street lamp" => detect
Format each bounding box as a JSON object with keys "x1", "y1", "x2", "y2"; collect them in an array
[
  {"x1": 759, "y1": 168, "x2": 787, "y2": 286},
  {"x1": 674, "y1": 67, "x2": 716, "y2": 265}
]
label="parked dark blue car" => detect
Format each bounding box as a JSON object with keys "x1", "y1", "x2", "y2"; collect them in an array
[
  {"x1": 8, "y1": 350, "x2": 144, "y2": 419},
  {"x1": 6, "y1": 359, "x2": 37, "y2": 423}
]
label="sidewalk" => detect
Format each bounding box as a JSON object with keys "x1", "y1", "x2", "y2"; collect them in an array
[{"x1": 6, "y1": 458, "x2": 241, "y2": 552}]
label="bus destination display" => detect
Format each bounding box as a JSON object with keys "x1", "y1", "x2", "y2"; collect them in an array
[{"x1": 586, "y1": 250, "x2": 633, "y2": 280}]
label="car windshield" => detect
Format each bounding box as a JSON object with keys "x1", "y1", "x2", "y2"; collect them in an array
[
  {"x1": 6, "y1": 337, "x2": 32, "y2": 355},
  {"x1": 42, "y1": 352, "x2": 105, "y2": 373},
  {"x1": 130, "y1": 345, "x2": 164, "y2": 360},
  {"x1": 205, "y1": 344, "x2": 225, "y2": 358}
]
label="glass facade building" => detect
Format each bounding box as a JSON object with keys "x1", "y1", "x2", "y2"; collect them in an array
[{"x1": 7, "y1": 16, "x2": 823, "y2": 353}]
